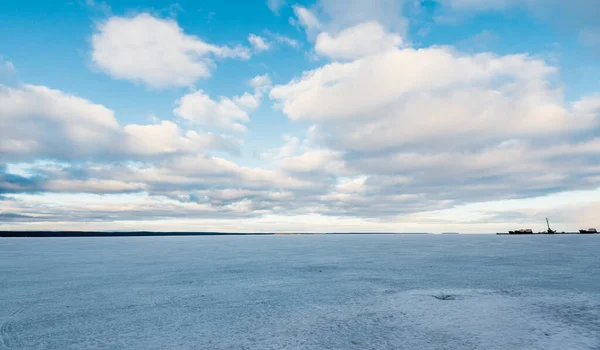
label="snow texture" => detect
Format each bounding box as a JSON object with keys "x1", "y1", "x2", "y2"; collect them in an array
[{"x1": 1, "y1": 234, "x2": 599, "y2": 349}]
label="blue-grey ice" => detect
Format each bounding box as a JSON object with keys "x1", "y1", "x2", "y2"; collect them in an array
[{"x1": 1, "y1": 234, "x2": 599, "y2": 349}]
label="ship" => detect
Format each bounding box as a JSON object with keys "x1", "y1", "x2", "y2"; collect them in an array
[
  {"x1": 498, "y1": 218, "x2": 559, "y2": 235},
  {"x1": 497, "y1": 219, "x2": 598, "y2": 235},
  {"x1": 507, "y1": 229, "x2": 534, "y2": 235},
  {"x1": 543, "y1": 218, "x2": 558, "y2": 234}
]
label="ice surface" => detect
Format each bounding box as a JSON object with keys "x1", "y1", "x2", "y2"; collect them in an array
[{"x1": 1, "y1": 234, "x2": 599, "y2": 349}]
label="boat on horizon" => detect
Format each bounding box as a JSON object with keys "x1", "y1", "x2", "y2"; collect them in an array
[
  {"x1": 496, "y1": 218, "x2": 597, "y2": 235},
  {"x1": 508, "y1": 229, "x2": 534, "y2": 235}
]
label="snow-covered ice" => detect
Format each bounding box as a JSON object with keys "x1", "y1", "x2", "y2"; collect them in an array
[{"x1": 1, "y1": 234, "x2": 599, "y2": 349}]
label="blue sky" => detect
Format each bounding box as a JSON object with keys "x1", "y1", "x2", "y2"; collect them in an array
[{"x1": 1, "y1": 0, "x2": 599, "y2": 232}]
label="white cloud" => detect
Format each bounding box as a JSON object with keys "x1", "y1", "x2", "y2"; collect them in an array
[
  {"x1": 335, "y1": 176, "x2": 368, "y2": 194},
  {"x1": 248, "y1": 34, "x2": 271, "y2": 52},
  {"x1": 249, "y1": 73, "x2": 272, "y2": 92},
  {"x1": 270, "y1": 47, "x2": 590, "y2": 152},
  {"x1": 0, "y1": 84, "x2": 239, "y2": 161},
  {"x1": 108, "y1": 154, "x2": 319, "y2": 194},
  {"x1": 289, "y1": 1, "x2": 410, "y2": 61},
  {"x1": 268, "y1": 43, "x2": 600, "y2": 213},
  {"x1": 233, "y1": 92, "x2": 261, "y2": 111},
  {"x1": 43, "y1": 179, "x2": 143, "y2": 194},
  {"x1": 0, "y1": 84, "x2": 119, "y2": 159},
  {"x1": 173, "y1": 74, "x2": 271, "y2": 132},
  {"x1": 292, "y1": 5, "x2": 321, "y2": 30},
  {"x1": 315, "y1": 21, "x2": 404, "y2": 60},
  {"x1": 174, "y1": 90, "x2": 250, "y2": 132},
  {"x1": 572, "y1": 94, "x2": 600, "y2": 119},
  {"x1": 91, "y1": 13, "x2": 251, "y2": 89},
  {"x1": 279, "y1": 149, "x2": 346, "y2": 175},
  {"x1": 122, "y1": 120, "x2": 241, "y2": 156}
]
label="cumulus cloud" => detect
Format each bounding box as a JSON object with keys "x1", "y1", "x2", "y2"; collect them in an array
[
  {"x1": 249, "y1": 73, "x2": 273, "y2": 95},
  {"x1": 572, "y1": 95, "x2": 600, "y2": 119},
  {"x1": 43, "y1": 179, "x2": 144, "y2": 194},
  {"x1": 287, "y1": 0, "x2": 415, "y2": 63},
  {"x1": 248, "y1": 34, "x2": 271, "y2": 52},
  {"x1": 174, "y1": 74, "x2": 270, "y2": 132},
  {"x1": 174, "y1": 90, "x2": 251, "y2": 132},
  {"x1": 290, "y1": 0, "x2": 410, "y2": 62},
  {"x1": 269, "y1": 39, "x2": 600, "y2": 213},
  {"x1": 271, "y1": 47, "x2": 592, "y2": 152},
  {"x1": 174, "y1": 91, "x2": 257, "y2": 133},
  {"x1": 279, "y1": 149, "x2": 346, "y2": 175},
  {"x1": 315, "y1": 21, "x2": 404, "y2": 60},
  {"x1": 91, "y1": 13, "x2": 251, "y2": 89},
  {"x1": 0, "y1": 84, "x2": 119, "y2": 160},
  {"x1": 0, "y1": 83, "x2": 240, "y2": 162},
  {"x1": 122, "y1": 121, "x2": 241, "y2": 156}
]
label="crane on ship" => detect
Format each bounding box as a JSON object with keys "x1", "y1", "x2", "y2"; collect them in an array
[{"x1": 545, "y1": 218, "x2": 557, "y2": 234}]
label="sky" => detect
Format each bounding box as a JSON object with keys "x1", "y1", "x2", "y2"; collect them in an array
[{"x1": 1, "y1": 0, "x2": 599, "y2": 233}]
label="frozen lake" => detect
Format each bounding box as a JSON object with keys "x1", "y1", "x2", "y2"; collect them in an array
[{"x1": 1, "y1": 234, "x2": 599, "y2": 349}]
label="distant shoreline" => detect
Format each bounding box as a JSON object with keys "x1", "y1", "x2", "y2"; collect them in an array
[{"x1": 0, "y1": 231, "x2": 431, "y2": 238}]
